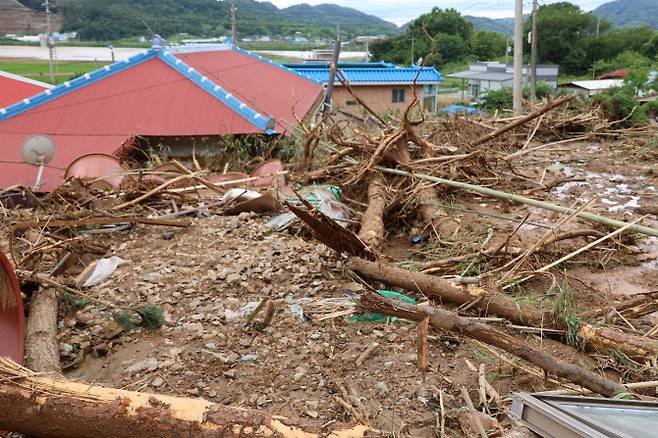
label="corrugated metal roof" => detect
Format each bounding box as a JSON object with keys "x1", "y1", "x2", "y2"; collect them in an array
[
  {"x1": 560, "y1": 79, "x2": 624, "y2": 90},
  {"x1": 0, "y1": 45, "x2": 323, "y2": 191},
  {"x1": 289, "y1": 66, "x2": 442, "y2": 85},
  {"x1": 0, "y1": 70, "x2": 51, "y2": 108}
]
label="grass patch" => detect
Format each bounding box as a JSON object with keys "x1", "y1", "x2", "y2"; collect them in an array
[
  {"x1": 488, "y1": 371, "x2": 501, "y2": 384},
  {"x1": 136, "y1": 304, "x2": 164, "y2": 330},
  {"x1": 0, "y1": 59, "x2": 106, "y2": 85},
  {"x1": 550, "y1": 277, "x2": 585, "y2": 351}
]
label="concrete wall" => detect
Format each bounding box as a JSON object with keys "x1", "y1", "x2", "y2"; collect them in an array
[{"x1": 332, "y1": 84, "x2": 426, "y2": 115}]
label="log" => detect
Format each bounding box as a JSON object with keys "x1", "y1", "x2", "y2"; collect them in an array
[
  {"x1": 348, "y1": 257, "x2": 658, "y2": 360},
  {"x1": 25, "y1": 287, "x2": 60, "y2": 373},
  {"x1": 471, "y1": 95, "x2": 574, "y2": 147},
  {"x1": 358, "y1": 292, "x2": 628, "y2": 398},
  {"x1": 0, "y1": 358, "x2": 372, "y2": 438},
  {"x1": 358, "y1": 174, "x2": 387, "y2": 250},
  {"x1": 347, "y1": 257, "x2": 545, "y2": 327}
]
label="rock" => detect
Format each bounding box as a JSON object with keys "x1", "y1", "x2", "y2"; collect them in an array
[
  {"x1": 151, "y1": 377, "x2": 165, "y2": 388},
  {"x1": 256, "y1": 395, "x2": 268, "y2": 407},
  {"x1": 92, "y1": 343, "x2": 109, "y2": 358},
  {"x1": 101, "y1": 320, "x2": 124, "y2": 340},
  {"x1": 186, "y1": 388, "x2": 200, "y2": 396},
  {"x1": 240, "y1": 354, "x2": 258, "y2": 362},
  {"x1": 293, "y1": 367, "x2": 307, "y2": 382},
  {"x1": 60, "y1": 343, "x2": 74, "y2": 354},
  {"x1": 375, "y1": 381, "x2": 390, "y2": 396},
  {"x1": 204, "y1": 342, "x2": 217, "y2": 350},
  {"x1": 226, "y1": 273, "x2": 241, "y2": 284},
  {"x1": 223, "y1": 369, "x2": 236, "y2": 379},
  {"x1": 224, "y1": 352, "x2": 240, "y2": 365},
  {"x1": 182, "y1": 322, "x2": 205, "y2": 335},
  {"x1": 162, "y1": 231, "x2": 175, "y2": 240}
]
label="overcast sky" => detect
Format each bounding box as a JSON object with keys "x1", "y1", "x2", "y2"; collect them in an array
[{"x1": 265, "y1": 0, "x2": 611, "y2": 26}]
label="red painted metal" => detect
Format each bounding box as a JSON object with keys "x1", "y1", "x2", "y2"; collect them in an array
[
  {"x1": 250, "y1": 160, "x2": 285, "y2": 188},
  {"x1": 65, "y1": 153, "x2": 127, "y2": 189},
  {"x1": 178, "y1": 51, "x2": 322, "y2": 135},
  {"x1": 0, "y1": 51, "x2": 322, "y2": 191},
  {"x1": 0, "y1": 74, "x2": 47, "y2": 109},
  {"x1": 0, "y1": 248, "x2": 24, "y2": 364}
]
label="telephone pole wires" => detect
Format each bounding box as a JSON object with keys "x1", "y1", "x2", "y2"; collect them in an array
[{"x1": 44, "y1": 0, "x2": 55, "y2": 85}]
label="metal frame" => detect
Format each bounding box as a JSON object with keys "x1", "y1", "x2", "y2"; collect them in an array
[{"x1": 511, "y1": 393, "x2": 658, "y2": 438}]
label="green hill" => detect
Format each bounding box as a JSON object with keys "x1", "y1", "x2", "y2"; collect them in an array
[
  {"x1": 16, "y1": 0, "x2": 400, "y2": 41},
  {"x1": 465, "y1": 16, "x2": 515, "y2": 35},
  {"x1": 593, "y1": 0, "x2": 658, "y2": 28}
]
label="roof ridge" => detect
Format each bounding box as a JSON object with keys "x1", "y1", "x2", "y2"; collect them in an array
[
  {"x1": 229, "y1": 44, "x2": 323, "y2": 85},
  {"x1": 157, "y1": 49, "x2": 275, "y2": 134},
  {"x1": 0, "y1": 50, "x2": 157, "y2": 122}
]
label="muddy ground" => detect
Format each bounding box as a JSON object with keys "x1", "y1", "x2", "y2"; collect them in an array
[{"x1": 42, "y1": 138, "x2": 658, "y2": 437}]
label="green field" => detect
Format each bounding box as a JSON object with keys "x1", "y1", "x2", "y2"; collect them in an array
[{"x1": 0, "y1": 60, "x2": 108, "y2": 85}]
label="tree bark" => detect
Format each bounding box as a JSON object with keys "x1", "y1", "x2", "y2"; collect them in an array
[
  {"x1": 358, "y1": 174, "x2": 387, "y2": 250},
  {"x1": 25, "y1": 287, "x2": 60, "y2": 373},
  {"x1": 0, "y1": 358, "x2": 373, "y2": 438},
  {"x1": 358, "y1": 292, "x2": 628, "y2": 398},
  {"x1": 348, "y1": 257, "x2": 658, "y2": 360},
  {"x1": 347, "y1": 257, "x2": 545, "y2": 327}
]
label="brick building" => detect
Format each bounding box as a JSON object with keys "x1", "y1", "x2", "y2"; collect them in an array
[{"x1": 285, "y1": 61, "x2": 443, "y2": 116}]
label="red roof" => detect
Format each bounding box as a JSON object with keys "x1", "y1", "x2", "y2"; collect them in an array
[
  {"x1": 0, "y1": 71, "x2": 50, "y2": 108},
  {"x1": 596, "y1": 69, "x2": 628, "y2": 80},
  {"x1": 0, "y1": 46, "x2": 323, "y2": 191}
]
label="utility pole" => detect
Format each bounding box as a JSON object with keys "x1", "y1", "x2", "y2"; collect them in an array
[
  {"x1": 530, "y1": 0, "x2": 538, "y2": 102},
  {"x1": 410, "y1": 35, "x2": 415, "y2": 66},
  {"x1": 505, "y1": 37, "x2": 510, "y2": 65},
  {"x1": 322, "y1": 37, "x2": 342, "y2": 115},
  {"x1": 231, "y1": 0, "x2": 237, "y2": 44},
  {"x1": 513, "y1": 0, "x2": 523, "y2": 114},
  {"x1": 44, "y1": 0, "x2": 55, "y2": 85},
  {"x1": 592, "y1": 18, "x2": 601, "y2": 79}
]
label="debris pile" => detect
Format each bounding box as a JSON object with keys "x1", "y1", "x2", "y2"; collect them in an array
[{"x1": 0, "y1": 93, "x2": 657, "y2": 437}]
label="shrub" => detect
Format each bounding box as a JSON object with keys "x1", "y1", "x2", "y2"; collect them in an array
[
  {"x1": 478, "y1": 81, "x2": 552, "y2": 111},
  {"x1": 593, "y1": 84, "x2": 648, "y2": 126}
]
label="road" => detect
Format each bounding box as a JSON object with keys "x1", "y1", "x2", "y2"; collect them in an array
[{"x1": 0, "y1": 45, "x2": 368, "y2": 62}]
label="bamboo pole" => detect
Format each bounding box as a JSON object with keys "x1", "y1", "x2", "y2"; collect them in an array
[{"x1": 376, "y1": 167, "x2": 658, "y2": 237}]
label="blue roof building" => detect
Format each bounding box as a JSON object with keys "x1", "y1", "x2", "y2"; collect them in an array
[{"x1": 283, "y1": 62, "x2": 443, "y2": 114}]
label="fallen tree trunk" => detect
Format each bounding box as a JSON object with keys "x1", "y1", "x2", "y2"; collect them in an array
[
  {"x1": 358, "y1": 292, "x2": 627, "y2": 398},
  {"x1": 471, "y1": 95, "x2": 574, "y2": 147},
  {"x1": 348, "y1": 257, "x2": 658, "y2": 360},
  {"x1": 25, "y1": 287, "x2": 60, "y2": 373},
  {"x1": 0, "y1": 358, "x2": 372, "y2": 438},
  {"x1": 347, "y1": 257, "x2": 545, "y2": 326},
  {"x1": 358, "y1": 174, "x2": 387, "y2": 250}
]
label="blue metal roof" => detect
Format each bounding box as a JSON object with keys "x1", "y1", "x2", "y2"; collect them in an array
[
  {"x1": 287, "y1": 65, "x2": 443, "y2": 85},
  {"x1": 283, "y1": 61, "x2": 395, "y2": 69},
  {"x1": 0, "y1": 45, "x2": 278, "y2": 134}
]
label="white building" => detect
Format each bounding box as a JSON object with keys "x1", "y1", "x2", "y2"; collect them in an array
[
  {"x1": 447, "y1": 62, "x2": 559, "y2": 100},
  {"x1": 558, "y1": 79, "x2": 625, "y2": 97}
]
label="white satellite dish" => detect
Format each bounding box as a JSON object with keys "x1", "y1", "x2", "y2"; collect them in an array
[{"x1": 21, "y1": 135, "x2": 56, "y2": 190}]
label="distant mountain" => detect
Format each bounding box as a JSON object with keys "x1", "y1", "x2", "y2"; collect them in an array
[
  {"x1": 593, "y1": 0, "x2": 658, "y2": 29},
  {"x1": 13, "y1": 0, "x2": 400, "y2": 40},
  {"x1": 281, "y1": 4, "x2": 399, "y2": 34},
  {"x1": 465, "y1": 16, "x2": 515, "y2": 35}
]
